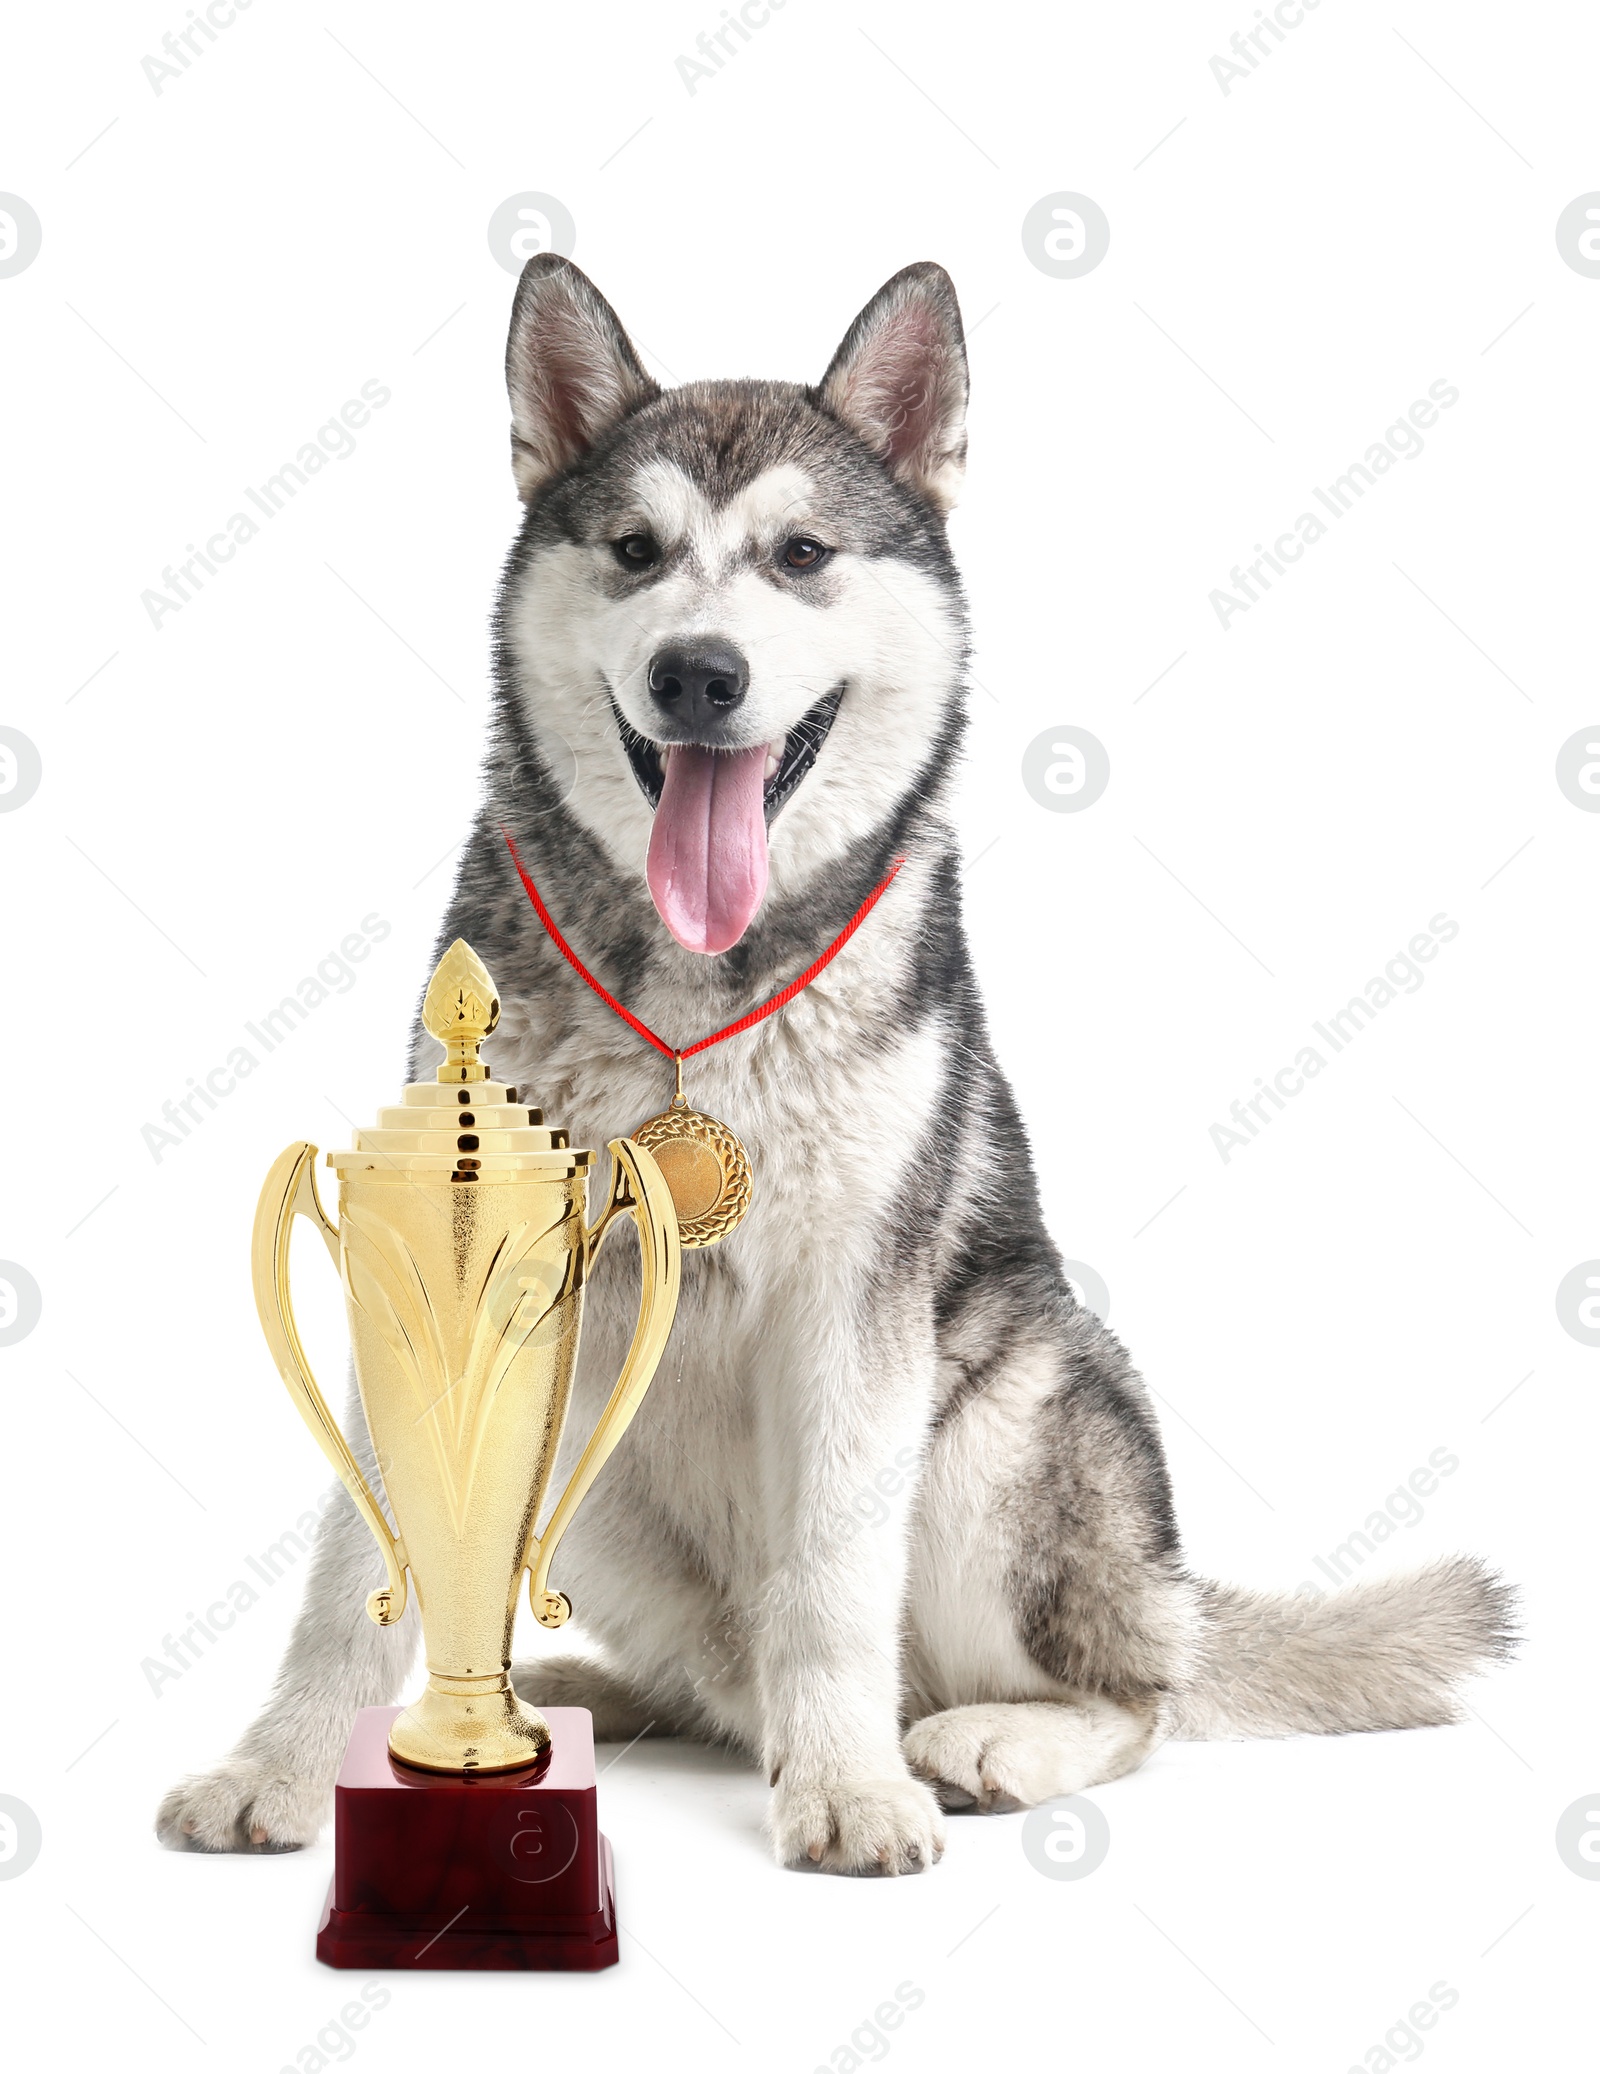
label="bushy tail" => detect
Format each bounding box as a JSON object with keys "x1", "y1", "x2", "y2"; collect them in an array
[{"x1": 1169, "y1": 1556, "x2": 1517, "y2": 1740}]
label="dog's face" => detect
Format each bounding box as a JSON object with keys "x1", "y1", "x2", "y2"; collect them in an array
[{"x1": 497, "y1": 259, "x2": 970, "y2": 953}]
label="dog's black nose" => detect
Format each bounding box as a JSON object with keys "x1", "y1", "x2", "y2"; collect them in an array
[{"x1": 647, "y1": 643, "x2": 750, "y2": 726}]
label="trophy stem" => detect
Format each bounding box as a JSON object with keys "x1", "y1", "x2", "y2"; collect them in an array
[{"x1": 389, "y1": 1672, "x2": 552, "y2": 1775}]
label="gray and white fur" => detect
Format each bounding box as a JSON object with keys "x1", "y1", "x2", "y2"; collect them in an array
[{"x1": 157, "y1": 258, "x2": 1514, "y2": 1873}]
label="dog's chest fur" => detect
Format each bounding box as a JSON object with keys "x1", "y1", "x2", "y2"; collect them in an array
[{"x1": 475, "y1": 903, "x2": 956, "y2": 1620}]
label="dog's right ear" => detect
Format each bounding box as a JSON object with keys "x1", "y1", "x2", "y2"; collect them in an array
[{"x1": 505, "y1": 256, "x2": 658, "y2": 501}]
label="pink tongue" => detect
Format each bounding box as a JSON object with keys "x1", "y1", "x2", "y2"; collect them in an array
[{"x1": 646, "y1": 744, "x2": 770, "y2": 954}]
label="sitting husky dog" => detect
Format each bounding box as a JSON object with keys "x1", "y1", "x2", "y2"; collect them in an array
[{"x1": 158, "y1": 257, "x2": 1511, "y2": 1873}]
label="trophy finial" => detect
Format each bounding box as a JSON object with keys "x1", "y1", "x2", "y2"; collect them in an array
[{"x1": 424, "y1": 940, "x2": 500, "y2": 1084}]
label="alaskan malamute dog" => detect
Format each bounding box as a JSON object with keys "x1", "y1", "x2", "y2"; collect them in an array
[{"x1": 159, "y1": 257, "x2": 1512, "y2": 1873}]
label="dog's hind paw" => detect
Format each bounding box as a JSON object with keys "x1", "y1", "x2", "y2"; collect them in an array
[
  {"x1": 904, "y1": 1698, "x2": 1158, "y2": 1813},
  {"x1": 156, "y1": 1761, "x2": 328, "y2": 1854},
  {"x1": 769, "y1": 1773, "x2": 945, "y2": 1876}
]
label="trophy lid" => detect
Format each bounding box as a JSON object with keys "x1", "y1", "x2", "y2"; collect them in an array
[{"x1": 327, "y1": 940, "x2": 591, "y2": 1182}]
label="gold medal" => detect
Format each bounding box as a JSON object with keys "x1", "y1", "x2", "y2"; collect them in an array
[
  {"x1": 505, "y1": 836, "x2": 906, "y2": 1254},
  {"x1": 632, "y1": 1059, "x2": 752, "y2": 1247}
]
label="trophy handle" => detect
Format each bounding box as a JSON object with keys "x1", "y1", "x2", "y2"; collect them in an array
[
  {"x1": 525, "y1": 1137, "x2": 681, "y2": 1628},
  {"x1": 251, "y1": 1142, "x2": 410, "y2": 1627}
]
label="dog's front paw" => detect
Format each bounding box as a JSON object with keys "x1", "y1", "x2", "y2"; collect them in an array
[
  {"x1": 156, "y1": 1761, "x2": 328, "y2": 1853},
  {"x1": 770, "y1": 1772, "x2": 945, "y2": 1875}
]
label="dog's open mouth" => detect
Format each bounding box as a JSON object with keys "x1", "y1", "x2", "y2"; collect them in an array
[
  {"x1": 612, "y1": 687, "x2": 844, "y2": 957},
  {"x1": 613, "y1": 686, "x2": 844, "y2": 826}
]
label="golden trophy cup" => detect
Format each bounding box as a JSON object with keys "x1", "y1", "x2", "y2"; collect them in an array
[{"x1": 250, "y1": 941, "x2": 681, "y2": 1968}]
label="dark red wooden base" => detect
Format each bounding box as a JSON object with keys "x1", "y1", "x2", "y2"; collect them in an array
[{"x1": 315, "y1": 1705, "x2": 617, "y2": 1971}]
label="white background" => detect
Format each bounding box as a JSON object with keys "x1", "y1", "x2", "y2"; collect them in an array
[{"x1": 1, "y1": 2, "x2": 1593, "y2": 2068}]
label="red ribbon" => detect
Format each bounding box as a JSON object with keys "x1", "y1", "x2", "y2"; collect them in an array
[{"x1": 502, "y1": 828, "x2": 904, "y2": 1064}]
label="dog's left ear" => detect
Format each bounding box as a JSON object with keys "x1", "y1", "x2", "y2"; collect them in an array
[
  {"x1": 505, "y1": 255, "x2": 659, "y2": 501},
  {"x1": 818, "y1": 262, "x2": 968, "y2": 514}
]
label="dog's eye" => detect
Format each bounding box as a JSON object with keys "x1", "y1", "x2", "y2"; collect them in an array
[
  {"x1": 613, "y1": 535, "x2": 659, "y2": 569},
  {"x1": 782, "y1": 537, "x2": 829, "y2": 570}
]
